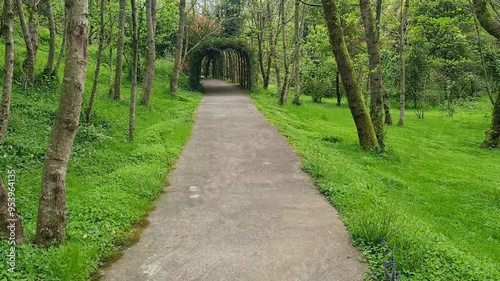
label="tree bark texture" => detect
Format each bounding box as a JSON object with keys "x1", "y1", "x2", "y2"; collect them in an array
[
  {"x1": 0, "y1": 0, "x2": 15, "y2": 145},
  {"x1": 360, "y1": 0, "x2": 385, "y2": 148},
  {"x1": 35, "y1": 0, "x2": 89, "y2": 246},
  {"x1": 16, "y1": 0, "x2": 36, "y2": 84},
  {"x1": 170, "y1": 0, "x2": 186, "y2": 94},
  {"x1": 141, "y1": 0, "x2": 156, "y2": 105},
  {"x1": 130, "y1": 0, "x2": 138, "y2": 141},
  {"x1": 397, "y1": 0, "x2": 409, "y2": 126},
  {"x1": 0, "y1": 175, "x2": 25, "y2": 244},
  {"x1": 113, "y1": 0, "x2": 126, "y2": 100},
  {"x1": 321, "y1": 0, "x2": 379, "y2": 149}
]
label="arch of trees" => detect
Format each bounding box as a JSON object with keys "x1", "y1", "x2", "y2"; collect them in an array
[{"x1": 188, "y1": 39, "x2": 256, "y2": 90}]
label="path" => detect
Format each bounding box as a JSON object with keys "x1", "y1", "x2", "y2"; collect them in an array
[{"x1": 101, "y1": 79, "x2": 367, "y2": 281}]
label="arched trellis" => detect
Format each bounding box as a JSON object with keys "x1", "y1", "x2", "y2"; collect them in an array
[{"x1": 188, "y1": 39, "x2": 256, "y2": 90}]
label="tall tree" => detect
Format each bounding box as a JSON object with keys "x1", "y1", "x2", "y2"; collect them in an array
[
  {"x1": 85, "y1": 0, "x2": 106, "y2": 123},
  {"x1": 141, "y1": 0, "x2": 156, "y2": 106},
  {"x1": 35, "y1": 0, "x2": 89, "y2": 246},
  {"x1": 473, "y1": 0, "x2": 500, "y2": 147},
  {"x1": 376, "y1": 0, "x2": 393, "y2": 125},
  {"x1": 130, "y1": 0, "x2": 138, "y2": 141},
  {"x1": 42, "y1": 0, "x2": 57, "y2": 76},
  {"x1": 278, "y1": 0, "x2": 291, "y2": 105},
  {"x1": 0, "y1": 0, "x2": 15, "y2": 144},
  {"x1": 113, "y1": 0, "x2": 126, "y2": 101},
  {"x1": 397, "y1": 0, "x2": 409, "y2": 126},
  {"x1": 321, "y1": 0, "x2": 379, "y2": 149},
  {"x1": 16, "y1": 0, "x2": 36, "y2": 84},
  {"x1": 360, "y1": 0, "x2": 385, "y2": 148},
  {"x1": 170, "y1": 0, "x2": 187, "y2": 94},
  {"x1": 292, "y1": 0, "x2": 305, "y2": 105}
]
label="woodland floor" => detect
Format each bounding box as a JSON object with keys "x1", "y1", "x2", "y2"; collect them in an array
[{"x1": 100, "y1": 79, "x2": 367, "y2": 281}]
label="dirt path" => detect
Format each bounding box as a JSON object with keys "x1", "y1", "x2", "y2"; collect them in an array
[{"x1": 101, "y1": 79, "x2": 367, "y2": 281}]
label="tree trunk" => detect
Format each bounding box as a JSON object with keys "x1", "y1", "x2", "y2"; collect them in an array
[
  {"x1": 0, "y1": 0, "x2": 15, "y2": 145},
  {"x1": 336, "y1": 70, "x2": 341, "y2": 106},
  {"x1": 278, "y1": 0, "x2": 291, "y2": 105},
  {"x1": 292, "y1": 0, "x2": 305, "y2": 105},
  {"x1": 43, "y1": 0, "x2": 56, "y2": 76},
  {"x1": 142, "y1": 0, "x2": 156, "y2": 105},
  {"x1": 28, "y1": 2, "x2": 39, "y2": 72},
  {"x1": 321, "y1": 0, "x2": 379, "y2": 149},
  {"x1": 16, "y1": 0, "x2": 36, "y2": 85},
  {"x1": 35, "y1": 0, "x2": 89, "y2": 246},
  {"x1": 0, "y1": 174, "x2": 25, "y2": 244},
  {"x1": 360, "y1": 0, "x2": 385, "y2": 148},
  {"x1": 130, "y1": 0, "x2": 138, "y2": 141},
  {"x1": 473, "y1": 0, "x2": 500, "y2": 147},
  {"x1": 397, "y1": 0, "x2": 409, "y2": 126},
  {"x1": 170, "y1": 0, "x2": 186, "y2": 94},
  {"x1": 113, "y1": 0, "x2": 126, "y2": 101},
  {"x1": 54, "y1": 13, "x2": 67, "y2": 77},
  {"x1": 473, "y1": 3, "x2": 494, "y2": 104},
  {"x1": 85, "y1": 0, "x2": 106, "y2": 123}
]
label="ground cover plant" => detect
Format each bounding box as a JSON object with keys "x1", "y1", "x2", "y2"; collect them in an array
[{"x1": 252, "y1": 87, "x2": 500, "y2": 280}]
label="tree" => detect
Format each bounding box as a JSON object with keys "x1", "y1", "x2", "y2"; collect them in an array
[
  {"x1": 292, "y1": 0, "x2": 306, "y2": 105},
  {"x1": 41, "y1": 0, "x2": 57, "y2": 77},
  {"x1": 0, "y1": 0, "x2": 15, "y2": 145},
  {"x1": 397, "y1": 0, "x2": 409, "y2": 126},
  {"x1": 85, "y1": 0, "x2": 106, "y2": 123},
  {"x1": 130, "y1": 0, "x2": 138, "y2": 141},
  {"x1": 360, "y1": 0, "x2": 385, "y2": 148},
  {"x1": 16, "y1": 0, "x2": 36, "y2": 85},
  {"x1": 473, "y1": 0, "x2": 500, "y2": 147},
  {"x1": 321, "y1": 0, "x2": 379, "y2": 149},
  {"x1": 112, "y1": 0, "x2": 126, "y2": 101},
  {"x1": 278, "y1": 0, "x2": 291, "y2": 105},
  {"x1": 141, "y1": 0, "x2": 157, "y2": 106},
  {"x1": 35, "y1": 0, "x2": 89, "y2": 246},
  {"x1": 170, "y1": 0, "x2": 187, "y2": 94}
]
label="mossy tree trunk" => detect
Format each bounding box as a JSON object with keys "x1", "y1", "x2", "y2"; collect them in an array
[
  {"x1": 360, "y1": 0, "x2": 385, "y2": 148},
  {"x1": 321, "y1": 0, "x2": 379, "y2": 149},
  {"x1": 35, "y1": 0, "x2": 89, "y2": 246},
  {"x1": 473, "y1": 0, "x2": 500, "y2": 147}
]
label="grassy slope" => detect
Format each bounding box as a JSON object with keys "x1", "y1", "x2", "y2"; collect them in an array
[
  {"x1": 0, "y1": 41, "x2": 201, "y2": 279},
  {"x1": 252, "y1": 88, "x2": 500, "y2": 280}
]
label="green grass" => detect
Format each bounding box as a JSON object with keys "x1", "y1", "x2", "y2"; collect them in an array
[
  {"x1": 252, "y1": 87, "x2": 500, "y2": 280},
  {"x1": 0, "y1": 41, "x2": 201, "y2": 280}
]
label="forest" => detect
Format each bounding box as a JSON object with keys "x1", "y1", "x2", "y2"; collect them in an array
[{"x1": 0, "y1": 0, "x2": 499, "y2": 280}]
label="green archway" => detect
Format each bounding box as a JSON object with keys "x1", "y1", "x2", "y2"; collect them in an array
[{"x1": 188, "y1": 38, "x2": 256, "y2": 91}]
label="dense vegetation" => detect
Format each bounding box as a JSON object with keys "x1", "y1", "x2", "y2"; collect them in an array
[{"x1": 0, "y1": 0, "x2": 499, "y2": 280}]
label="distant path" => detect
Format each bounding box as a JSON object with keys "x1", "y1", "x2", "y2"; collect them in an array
[{"x1": 101, "y1": 79, "x2": 367, "y2": 281}]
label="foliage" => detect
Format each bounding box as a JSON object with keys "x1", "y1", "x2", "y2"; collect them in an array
[
  {"x1": 0, "y1": 46, "x2": 201, "y2": 280},
  {"x1": 252, "y1": 90, "x2": 500, "y2": 280}
]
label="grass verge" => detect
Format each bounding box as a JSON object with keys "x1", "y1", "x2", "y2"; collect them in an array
[
  {"x1": 0, "y1": 44, "x2": 201, "y2": 279},
  {"x1": 251, "y1": 87, "x2": 500, "y2": 280}
]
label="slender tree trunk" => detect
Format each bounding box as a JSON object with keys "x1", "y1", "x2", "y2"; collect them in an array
[
  {"x1": 85, "y1": 0, "x2": 106, "y2": 123},
  {"x1": 279, "y1": 0, "x2": 291, "y2": 105},
  {"x1": 0, "y1": 174, "x2": 24, "y2": 244},
  {"x1": 321, "y1": 0, "x2": 379, "y2": 149},
  {"x1": 292, "y1": 0, "x2": 305, "y2": 105},
  {"x1": 0, "y1": 0, "x2": 15, "y2": 144},
  {"x1": 28, "y1": 3, "x2": 39, "y2": 70},
  {"x1": 142, "y1": 0, "x2": 156, "y2": 105},
  {"x1": 35, "y1": 0, "x2": 89, "y2": 246},
  {"x1": 54, "y1": 13, "x2": 67, "y2": 77},
  {"x1": 360, "y1": 0, "x2": 385, "y2": 148},
  {"x1": 170, "y1": 0, "x2": 186, "y2": 94},
  {"x1": 16, "y1": 0, "x2": 36, "y2": 85},
  {"x1": 107, "y1": 0, "x2": 114, "y2": 98},
  {"x1": 113, "y1": 0, "x2": 126, "y2": 101},
  {"x1": 474, "y1": 14, "x2": 494, "y2": 104},
  {"x1": 375, "y1": 0, "x2": 393, "y2": 125},
  {"x1": 397, "y1": 0, "x2": 409, "y2": 126},
  {"x1": 130, "y1": 0, "x2": 138, "y2": 141},
  {"x1": 336, "y1": 70, "x2": 341, "y2": 106},
  {"x1": 473, "y1": 0, "x2": 500, "y2": 147},
  {"x1": 39, "y1": 0, "x2": 56, "y2": 77}
]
